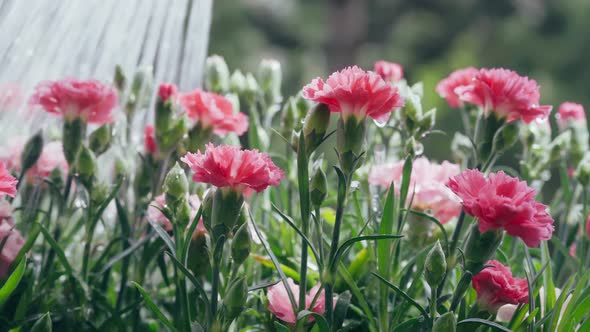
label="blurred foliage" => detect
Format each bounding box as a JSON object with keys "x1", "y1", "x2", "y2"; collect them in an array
[{"x1": 209, "y1": 0, "x2": 590, "y2": 159}]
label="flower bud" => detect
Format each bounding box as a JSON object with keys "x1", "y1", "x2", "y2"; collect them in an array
[
  {"x1": 418, "y1": 108, "x2": 436, "y2": 133},
  {"x1": 433, "y1": 312, "x2": 456, "y2": 332},
  {"x1": 157, "y1": 83, "x2": 177, "y2": 103},
  {"x1": 424, "y1": 240, "x2": 447, "y2": 287},
  {"x1": 20, "y1": 131, "x2": 43, "y2": 174},
  {"x1": 451, "y1": 132, "x2": 473, "y2": 163},
  {"x1": 75, "y1": 145, "x2": 97, "y2": 190},
  {"x1": 290, "y1": 130, "x2": 300, "y2": 153},
  {"x1": 337, "y1": 116, "x2": 367, "y2": 174},
  {"x1": 462, "y1": 224, "x2": 503, "y2": 273},
  {"x1": 201, "y1": 188, "x2": 215, "y2": 230},
  {"x1": 90, "y1": 181, "x2": 109, "y2": 206},
  {"x1": 257, "y1": 59, "x2": 282, "y2": 104},
  {"x1": 205, "y1": 55, "x2": 230, "y2": 93},
  {"x1": 229, "y1": 70, "x2": 247, "y2": 94},
  {"x1": 63, "y1": 118, "x2": 85, "y2": 165},
  {"x1": 163, "y1": 163, "x2": 188, "y2": 203},
  {"x1": 231, "y1": 222, "x2": 251, "y2": 266},
  {"x1": 575, "y1": 152, "x2": 590, "y2": 186},
  {"x1": 310, "y1": 165, "x2": 327, "y2": 209},
  {"x1": 133, "y1": 160, "x2": 153, "y2": 200},
  {"x1": 188, "y1": 226, "x2": 210, "y2": 277},
  {"x1": 492, "y1": 122, "x2": 520, "y2": 154},
  {"x1": 404, "y1": 136, "x2": 424, "y2": 157},
  {"x1": 222, "y1": 277, "x2": 248, "y2": 321},
  {"x1": 211, "y1": 188, "x2": 244, "y2": 239},
  {"x1": 114, "y1": 65, "x2": 126, "y2": 92},
  {"x1": 302, "y1": 103, "x2": 330, "y2": 155},
  {"x1": 281, "y1": 97, "x2": 298, "y2": 138},
  {"x1": 549, "y1": 131, "x2": 571, "y2": 162},
  {"x1": 88, "y1": 125, "x2": 112, "y2": 156},
  {"x1": 130, "y1": 67, "x2": 153, "y2": 107}
]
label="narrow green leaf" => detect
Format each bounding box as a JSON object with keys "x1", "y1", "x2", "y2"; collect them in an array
[
  {"x1": 29, "y1": 312, "x2": 51, "y2": 332},
  {"x1": 182, "y1": 205, "x2": 203, "y2": 266},
  {"x1": 249, "y1": 210, "x2": 298, "y2": 316},
  {"x1": 333, "y1": 291, "x2": 351, "y2": 330},
  {"x1": 397, "y1": 156, "x2": 413, "y2": 231},
  {"x1": 0, "y1": 257, "x2": 26, "y2": 306},
  {"x1": 271, "y1": 203, "x2": 321, "y2": 269},
  {"x1": 296, "y1": 310, "x2": 329, "y2": 331},
  {"x1": 457, "y1": 318, "x2": 512, "y2": 331},
  {"x1": 98, "y1": 236, "x2": 152, "y2": 274},
  {"x1": 150, "y1": 222, "x2": 176, "y2": 257},
  {"x1": 371, "y1": 272, "x2": 428, "y2": 317},
  {"x1": 36, "y1": 222, "x2": 73, "y2": 274},
  {"x1": 331, "y1": 234, "x2": 403, "y2": 271},
  {"x1": 132, "y1": 281, "x2": 177, "y2": 331},
  {"x1": 377, "y1": 184, "x2": 396, "y2": 278},
  {"x1": 164, "y1": 251, "x2": 210, "y2": 321},
  {"x1": 337, "y1": 263, "x2": 377, "y2": 332},
  {"x1": 392, "y1": 317, "x2": 426, "y2": 332}
]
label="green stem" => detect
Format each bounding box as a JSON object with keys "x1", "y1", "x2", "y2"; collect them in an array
[
  {"x1": 449, "y1": 211, "x2": 467, "y2": 260},
  {"x1": 450, "y1": 272, "x2": 473, "y2": 312},
  {"x1": 430, "y1": 288, "x2": 438, "y2": 326},
  {"x1": 325, "y1": 173, "x2": 349, "y2": 326},
  {"x1": 81, "y1": 201, "x2": 94, "y2": 281},
  {"x1": 210, "y1": 237, "x2": 225, "y2": 328}
]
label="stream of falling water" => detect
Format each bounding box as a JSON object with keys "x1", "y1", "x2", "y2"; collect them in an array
[{"x1": 0, "y1": 0, "x2": 212, "y2": 140}]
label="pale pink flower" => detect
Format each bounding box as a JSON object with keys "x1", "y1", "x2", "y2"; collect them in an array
[
  {"x1": 144, "y1": 125, "x2": 157, "y2": 155},
  {"x1": 29, "y1": 78, "x2": 118, "y2": 124},
  {"x1": 435, "y1": 67, "x2": 478, "y2": 108},
  {"x1": 369, "y1": 157, "x2": 461, "y2": 223},
  {"x1": 158, "y1": 83, "x2": 178, "y2": 102},
  {"x1": 28, "y1": 141, "x2": 68, "y2": 180},
  {"x1": 556, "y1": 102, "x2": 586, "y2": 129},
  {"x1": 0, "y1": 83, "x2": 23, "y2": 111},
  {"x1": 448, "y1": 169, "x2": 554, "y2": 247},
  {"x1": 0, "y1": 137, "x2": 25, "y2": 172},
  {"x1": 374, "y1": 60, "x2": 404, "y2": 82},
  {"x1": 0, "y1": 162, "x2": 17, "y2": 198},
  {"x1": 182, "y1": 143, "x2": 284, "y2": 193},
  {"x1": 455, "y1": 68, "x2": 552, "y2": 123},
  {"x1": 569, "y1": 243, "x2": 576, "y2": 258},
  {"x1": 179, "y1": 89, "x2": 248, "y2": 136},
  {"x1": 0, "y1": 205, "x2": 24, "y2": 278},
  {"x1": 302, "y1": 66, "x2": 405, "y2": 123},
  {"x1": 147, "y1": 194, "x2": 204, "y2": 232},
  {"x1": 472, "y1": 260, "x2": 528, "y2": 312},
  {"x1": 267, "y1": 278, "x2": 326, "y2": 324}
]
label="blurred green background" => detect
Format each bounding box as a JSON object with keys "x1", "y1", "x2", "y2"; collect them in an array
[{"x1": 208, "y1": 0, "x2": 590, "y2": 159}]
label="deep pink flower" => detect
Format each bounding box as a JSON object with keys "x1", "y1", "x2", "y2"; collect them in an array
[
  {"x1": 435, "y1": 67, "x2": 478, "y2": 108},
  {"x1": 0, "y1": 162, "x2": 17, "y2": 198},
  {"x1": 179, "y1": 89, "x2": 248, "y2": 136},
  {"x1": 472, "y1": 260, "x2": 528, "y2": 312},
  {"x1": 0, "y1": 83, "x2": 23, "y2": 111},
  {"x1": 158, "y1": 83, "x2": 178, "y2": 102},
  {"x1": 0, "y1": 205, "x2": 24, "y2": 278},
  {"x1": 586, "y1": 215, "x2": 590, "y2": 238},
  {"x1": 302, "y1": 66, "x2": 405, "y2": 123},
  {"x1": 29, "y1": 78, "x2": 118, "y2": 124},
  {"x1": 374, "y1": 61, "x2": 404, "y2": 82},
  {"x1": 182, "y1": 143, "x2": 284, "y2": 193},
  {"x1": 28, "y1": 142, "x2": 68, "y2": 180},
  {"x1": 557, "y1": 102, "x2": 586, "y2": 129},
  {"x1": 369, "y1": 157, "x2": 461, "y2": 223},
  {"x1": 447, "y1": 169, "x2": 554, "y2": 247},
  {"x1": 144, "y1": 125, "x2": 157, "y2": 155},
  {"x1": 147, "y1": 194, "x2": 204, "y2": 232},
  {"x1": 454, "y1": 68, "x2": 552, "y2": 123},
  {"x1": 267, "y1": 278, "x2": 326, "y2": 324}
]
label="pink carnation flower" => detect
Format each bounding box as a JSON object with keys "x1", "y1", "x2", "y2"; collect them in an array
[
  {"x1": 472, "y1": 260, "x2": 528, "y2": 312},
  {"x1": 369, "y1": 157, "x2": 461, "y2": 223},
  {"x1": 374, "y1": 60, "x2": 404, "y2": 82},
  {"x1": 454, "y1": 68, "x2": 552, "y2": 123},
  {"x1": 0, "y1": 204, "x2": 25, "y2": 278},
  {"x1": 447, "y1": 169, "x2": 554, "y2": 247},
  {"x1": 28, "y1": 141, "x2": 68, "y2": 180},
  {"x1": 302, "y1": 66, "x2": 405, "y2": 123},
  {"x1": 158, "y1": 83, "x2": 178, "y2": 102},
  {"x1": 586, "y1": 215, "x2": 590, "y2": 238},
  {"x1": 182, "y1": 143, "x2": 284, "y2": 193},
  {"x1": 0, "y1": 82, "x2": 23, "y2": 111},
  {"x1": 144, "y1": 125, "x2": 158, "y2": 155},
  {"x1": 557, "y1": 102, "x2": 586, "y2": 129},
  {"x1": 435, "y1": 67, "x2": 478, "y2": 108},
  {"x1": 29, "y1": 78, "x2": 118, "y2": 124},
  {"x1": 0, "y1": 162, "x2": 17, "y2": 198},
  {"x1": 179, "y1": 89, "x2": 248, "y2": 136},
  {"x1": 267, "y1": 278, "x2": 326, "y2": 324},
  {"x1": 147, "y1": 194, "x2": 204, "y2": 232}
]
